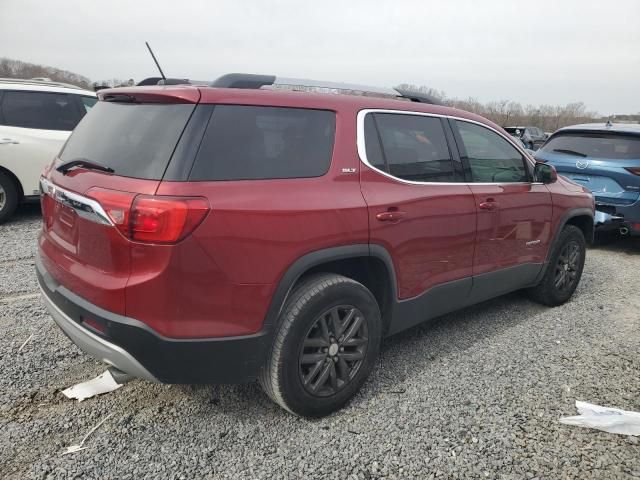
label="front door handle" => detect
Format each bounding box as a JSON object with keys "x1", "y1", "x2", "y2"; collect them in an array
[
  {"x1": 478, "y1": 199, "x2": 498, "y2": 211},
  {"x1": 376, "y1": 210, "x2": 406, "y2": 222},
  {"x1": 0, "y1": 138, "x2": 19, "y2": 145}
]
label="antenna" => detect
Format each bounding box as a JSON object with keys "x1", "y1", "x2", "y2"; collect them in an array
[{"x1": 145, "y1": 41, "x2": 166, "y2": 81}]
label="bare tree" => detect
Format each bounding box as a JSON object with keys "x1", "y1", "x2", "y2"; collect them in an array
[{"x1": 0, "y1": 57, "x2": 91, "y2": 88}]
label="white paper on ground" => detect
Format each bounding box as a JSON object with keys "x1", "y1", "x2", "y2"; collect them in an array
[
  {"x1": 61, "y1": 370, "x2": 122, "y2": 402},
  {"x1": 559, "y1": 400, "x2": 640, "y2": 436}
]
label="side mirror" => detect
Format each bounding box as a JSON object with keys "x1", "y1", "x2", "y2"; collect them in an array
[{"x1": 534, "y1": 162, "x2": 557, "y2": 184}]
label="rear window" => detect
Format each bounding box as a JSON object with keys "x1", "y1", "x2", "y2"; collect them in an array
[
  {"x1": 60, "y1": 101, "x2": 195, "y2": 179},
  {"x1": 540, "y1": 132, "x2": 640, "y2": 160},
  {"x1": 189, "y1": 105, "x2": 335, "y2": 181}
]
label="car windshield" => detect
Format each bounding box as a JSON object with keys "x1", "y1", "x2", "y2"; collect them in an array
[{"x1": 540, "y1": 132, "x2": 640, "y2": 160}]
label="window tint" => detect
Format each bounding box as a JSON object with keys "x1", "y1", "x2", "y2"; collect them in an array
[
  {"x1": 0, "y1": 91, "x2": 81, "y2": 131},
  {"x1": 79, "y1": 96, "x2": 97, "y2": 113},
  {"x1": 60, "y1": 101, "x2": 195, "y2": 180},
  {"x1": 190, "y1": 105, "x2": 335, "y2": 181},
  {"x1": 456, "y1": 121, "x2": 529, "y2": 183},
  {"x1": 540, "y1": 132, "x2": 640, "y2": 160},
  {"x1": 364, "y1": 114, "x2": 385, "y2": 170},
  {"x1": 366, "y1": 113, "x2": 455, "y2": 182}
]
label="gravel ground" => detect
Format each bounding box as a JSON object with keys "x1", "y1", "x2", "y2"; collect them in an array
[{"x1": 1, "y1": 204, "x2": 639, "y2": 479}]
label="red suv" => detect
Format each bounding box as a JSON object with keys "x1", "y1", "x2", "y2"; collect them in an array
[{"x1": 37, "y1": 74, "x2": 594, "y2": 417}]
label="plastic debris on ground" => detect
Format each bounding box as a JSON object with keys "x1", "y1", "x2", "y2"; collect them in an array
[
  {"x1": 61, "y1": 370, "x2": 123, "y2": 402},
  {"x1": 560, "y1": 400, "x2": 640, "y2": 436}
]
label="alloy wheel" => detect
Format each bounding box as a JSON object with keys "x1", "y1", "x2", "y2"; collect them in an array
[
  {"x1": 0, "y1": 184, "x2": 5, "y2": 210},
  {"x1": 298, "y1": 305, "x2": 368, "y2": 397},
  {"x1": 554, "y1": 241, "x2": 581, "y2": 292}
]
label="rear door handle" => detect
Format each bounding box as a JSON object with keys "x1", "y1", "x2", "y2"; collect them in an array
[
  {"x1": 376, "y1": 211, "x2": 406, "y2": 222},
  {"x1": 478, "y1": 199, "x2": 499, "y2": 211},
  {"x1": 0, "y1": 138, "x2": 19, "y2": 145}
]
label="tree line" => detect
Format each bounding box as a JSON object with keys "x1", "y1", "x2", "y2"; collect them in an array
[
  {"x1": 0, "y1": 58, "x2": 92, "y2": 89},
  {"x1": 397, "y1": 83, "x2": 639, "y2": 132},
  {"x1": 1, "y1": 58, "x2": 637, "y2": 132}
]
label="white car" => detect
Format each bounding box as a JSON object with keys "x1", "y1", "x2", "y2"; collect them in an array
[{"x1": 0, "y1": 78, "x2": 97, "y2": 222}]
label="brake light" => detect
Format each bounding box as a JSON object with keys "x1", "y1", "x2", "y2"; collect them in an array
[
  {"x1": 130, "y1": 196, "x2": 209, "y2": 243},
  {"x1": 625, "y1": 167, "x2": 640, "y2": 176},
  {"x1": 87, "y1": 188, "x2": 209, "y2": 243}
]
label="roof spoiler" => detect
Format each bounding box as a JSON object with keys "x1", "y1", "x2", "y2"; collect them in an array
[
  {"x1": 136, "y1": 77, "x2": 208, "y2": 86},
  {"x1": 210, "y1": 73, "x2": 443, "y2": 105}
]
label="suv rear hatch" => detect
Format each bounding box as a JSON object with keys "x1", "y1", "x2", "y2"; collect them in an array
[
  {"x1": 39, "y1": 87, "x2": 202, "y2": 315},
  {"x1": 535, "y1": 131, "x2": 640, "y2": 206}
]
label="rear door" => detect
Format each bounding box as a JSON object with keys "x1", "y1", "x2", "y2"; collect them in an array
[
  {"x1": 451, "y1": 119, "x2": 552, "y2": 287},
  {"x1": 39, "y1": 93, "x2": 198, "y2": 313},
  {"x1": 358, "y1": 110, "x2": 476, "y2": 306},
  {"x1": 0, "y1": 90, "x2": 81, "y2": 196}
]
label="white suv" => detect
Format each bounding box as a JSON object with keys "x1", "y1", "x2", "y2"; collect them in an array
[{"x1": 0, "y1": 79, "x2": 97, "y2": 222}]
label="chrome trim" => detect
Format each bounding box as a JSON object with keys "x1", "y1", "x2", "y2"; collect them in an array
[
  {"x1": 356, "y1": 109, "x2": 538, "y2": 187},
  {"x1": 40, "y1": 285, "x2": 157, "y2": 382},
  {"x1": 39, "y1": 177, "x2": 113, "y2": 226}
]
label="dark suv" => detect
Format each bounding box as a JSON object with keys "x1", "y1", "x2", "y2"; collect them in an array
[
  {"x1": 504, "y1": 126, "x2": 547, "y2": 150},
  {"x1": 37, "y1": 74, "x2": 594, "y2": 416}
]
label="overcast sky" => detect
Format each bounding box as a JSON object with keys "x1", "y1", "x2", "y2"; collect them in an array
[{"x1": 2, "y1": 0, "x2": 639, "y2": 114}]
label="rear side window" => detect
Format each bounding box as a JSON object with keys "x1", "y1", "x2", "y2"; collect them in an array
[
  {"x1": 60, "y1": 101, "x2": 195, "y2": 180},
  {"x1": 364, "y1": 113, "x2": 456, "y2": 182},
  {"x1": 0, "y1": 91, "x2": 81, "y2": 131},
  {"x1": 364, "y1": 114, "x2": 386, "y2": 170},
  {"x1": 540, "y1": 133, "x2": 640, "y2": 160},
  {"x1": 79, "y1": 96, "x2": 98, "y2": 113},
  {"x1": 189, "y1": 105, "x2": 335, "y2": 181},
  {"x1": 455, "y1": 120, "x2": 529, "y2": 183}
]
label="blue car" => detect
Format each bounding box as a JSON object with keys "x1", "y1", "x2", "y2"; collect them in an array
[{"x1": 535, "y1": 122, "x2": 640, "y2": 236}]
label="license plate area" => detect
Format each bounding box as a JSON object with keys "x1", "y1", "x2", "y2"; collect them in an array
[{"x1": 51, "y1": 201, "x2": 79, "y2": 253}]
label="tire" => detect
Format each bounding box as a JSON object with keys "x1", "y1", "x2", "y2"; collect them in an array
[
  {"x1": 527, "y1": 225, "x2": 586, "y2": 306},
  {"x1": 259, "y1": 273, "x2": 382, "y2": 417},
  {"x1": 0, "y1": 172, "x2": 19, "y2": 224}
]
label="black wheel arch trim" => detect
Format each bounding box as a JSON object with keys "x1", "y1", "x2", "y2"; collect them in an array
[
  {"x1": 263, "y1": 244, "x2": 399, "y2": 331},
  {"x1": 534, "y1": 207, "x2": 594, "y2": 284},
  {"x1": 0, "y1": 166, "x2": 24, "y2": 200}
]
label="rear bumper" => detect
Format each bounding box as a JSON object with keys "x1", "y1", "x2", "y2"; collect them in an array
[
  {"x1": 40, "y1": 284, "x2": 158, "y2": 382},
  {"x1": 36, "y1": 253, "x2": 272, "y2": 384},
  {"x1": 594, "y1": 200, "x2": 640, "y2": 233}
]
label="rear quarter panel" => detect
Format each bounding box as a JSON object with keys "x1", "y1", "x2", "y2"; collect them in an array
[
  {"x1": 134, "y1": 105, "x2": 369, "y2": 337},
  {"x1": 0, "y1": 125, "x2": 69, "y2": 196},
  {"x1": 546, "y1": 175, "x2": 595, "y2": 244}
]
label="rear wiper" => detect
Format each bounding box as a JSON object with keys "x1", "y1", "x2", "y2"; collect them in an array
[
  {"x1": 57, "y1": 158, "x2": 115, "y2": 175},
  {"x1": 553, "y1": 148, "x2": 587, "y2": 157}
]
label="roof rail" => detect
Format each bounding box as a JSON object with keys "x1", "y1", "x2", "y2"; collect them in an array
[
  {"x1": 210, "y1": 73, "x2": 443, "y2": 105},
  {"x1": 0, "y1": 77, "x2": 85, "y2": 90}
]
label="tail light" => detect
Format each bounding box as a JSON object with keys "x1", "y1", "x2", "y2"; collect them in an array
[
  {"x1": 87, "y1": 188, "x2": 210, "y2": 244},
  {"x1": 625, "y1": 167, "x2": 640, "y2": 176},
  {"x1": 130, "y1": 196, "x2": 210, "y2": 243}
]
